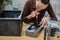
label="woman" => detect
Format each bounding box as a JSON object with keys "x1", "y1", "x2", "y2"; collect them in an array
[{"x1": 23, "y1": 0, "x2": 57, "y2": 27}]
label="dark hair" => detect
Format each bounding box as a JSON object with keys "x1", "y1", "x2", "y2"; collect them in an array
[{"x1": 41, "y1": 0, "x2": 50, "y2": 5}]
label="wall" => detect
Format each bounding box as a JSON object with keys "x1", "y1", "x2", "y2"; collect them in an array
[
  {"x1": 50, "y1": 0, "x2": 60, "y2": 21},
  {"x1": 5, "y1": 0, "x2": 27, "y2": 11},
  {"x1": 5, "y1": 0, "x2": 60, "y2": 14},
  {"x1": 50, "y1": 0, "x2": 60, "y2": 15}
]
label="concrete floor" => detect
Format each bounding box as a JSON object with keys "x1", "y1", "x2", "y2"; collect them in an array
[{"x1": 0, "y1": 22, "x2": 60, "y2": 40}]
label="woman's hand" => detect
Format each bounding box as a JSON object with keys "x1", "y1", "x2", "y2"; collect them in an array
[
  {"x1": 40, "y1": 17, "x2": 50, "y2": 27},
  {"x1": 26, "y1": 10, "x2": 39, "y2": 19}
]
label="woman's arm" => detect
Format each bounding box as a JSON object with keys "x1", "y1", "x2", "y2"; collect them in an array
[
  {"x1": 46, "y1": 3, "x2": 57, "y2": 21},
  {"x1": 22, "y1": 1, "x2": 31, "y2": 23}
]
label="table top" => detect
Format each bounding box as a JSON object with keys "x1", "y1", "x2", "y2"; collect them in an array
[
  {"x1": 0, "y1": 22, "x2": 60, "y2": 40},
  {"x1": 20, "y1": 23, "x2": 60, "y2": 40}
]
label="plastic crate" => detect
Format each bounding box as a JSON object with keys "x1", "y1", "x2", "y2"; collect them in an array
[
  {"x1": 25, "y1": 23, "x2": 43, "y2": 38},
  {"x1": 0, "y1": 10, "x2": 23, "y2": 36}
]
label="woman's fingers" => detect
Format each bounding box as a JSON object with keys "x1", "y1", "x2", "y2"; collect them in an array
[
  {"x1": 31, "y1": 11, "x2": 39, "y2": 17},
  {"x1": 36, "y1": 12, "x2": 40, "y2": 15},
  {"x1": 26, "y1": 15, "x2": 32, "y2": 19},
  {"x1": 26, "y1": 10, "x2": 40, "y2": 19},
  {"x1": 41, "y1": 19, "x2": 45, "y2": 27},
  {"x1": 31, "y1": 13, "x2": 36, "y2": 17},
  {"x1": 40, "y1": 17, "x2": 50, "y2": 27},
  {"x1": 41, "y1": 21, "x2": 45, "y2": 27},
  {"x1": 40, "y1": 18, "x2": 47, "y2": 27},
  {"x1": 40, "y1": 18, "x2": 44, "y2": 24}
]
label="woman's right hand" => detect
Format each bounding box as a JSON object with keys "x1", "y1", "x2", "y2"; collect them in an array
[{"x1": 26, "y1": 10, "x2": 39, "y2": 19}]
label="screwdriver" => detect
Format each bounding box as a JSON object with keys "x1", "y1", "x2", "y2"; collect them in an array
[{"x1": 36, "y1": 15, "x2": 38, "y2": 24}]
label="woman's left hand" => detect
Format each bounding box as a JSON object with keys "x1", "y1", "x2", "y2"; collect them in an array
[{"x1": 40, "y1": 17, "x2": 50, "y2": 27}]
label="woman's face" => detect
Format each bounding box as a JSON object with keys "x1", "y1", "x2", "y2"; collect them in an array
[{"x1": 36, "y1": 0, "x2": 48, "y2": 11}]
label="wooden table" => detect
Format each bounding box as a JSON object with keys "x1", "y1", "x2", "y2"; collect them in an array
[{"x1": 0, "y1": 22, "x2": 60, "y2": 40}]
